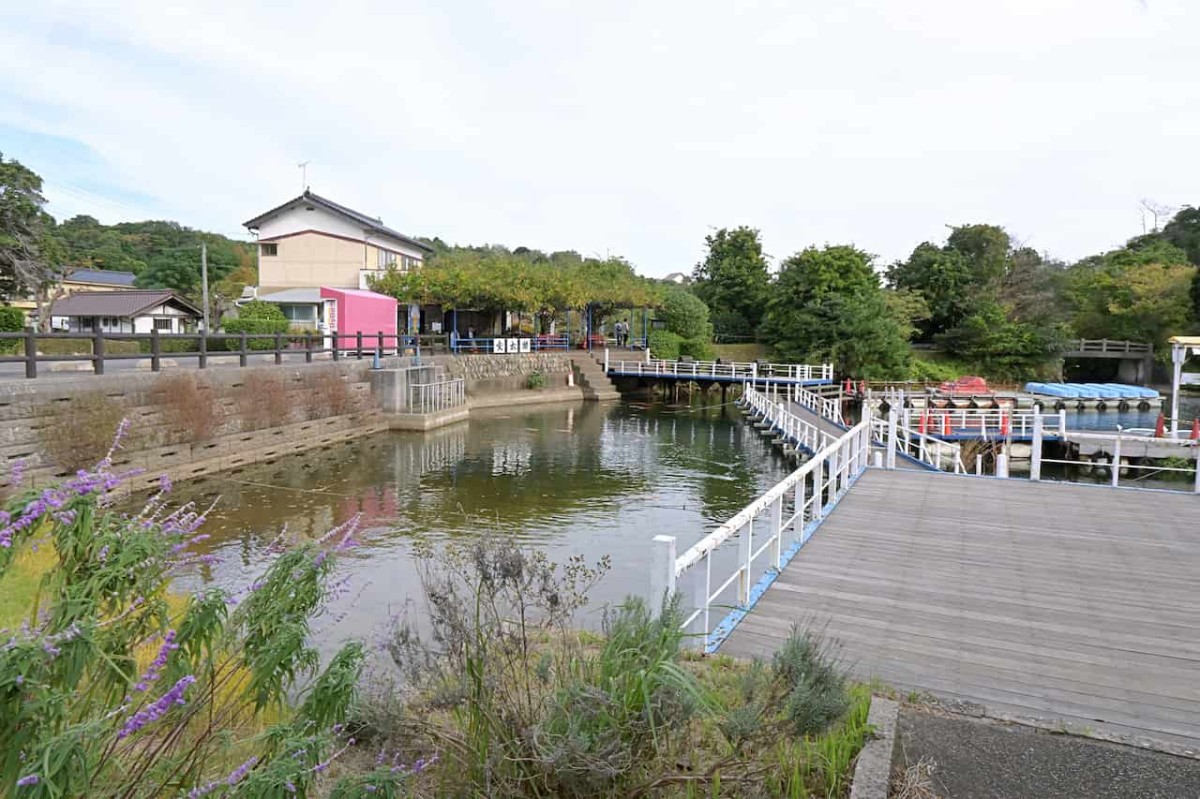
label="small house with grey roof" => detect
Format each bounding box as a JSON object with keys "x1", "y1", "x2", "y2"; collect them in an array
[{"x1": 48, "y1": 290, "x2": 202, "y2": 335}]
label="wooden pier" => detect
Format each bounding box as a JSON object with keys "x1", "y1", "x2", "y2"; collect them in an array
[{"x1": 719, "y1": 468, "x2": 1200, "y2": 748}]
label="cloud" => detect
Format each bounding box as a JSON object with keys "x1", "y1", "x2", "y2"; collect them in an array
[{"x1": 1, "y1": 0, "x2": 1198, "y2": 274}]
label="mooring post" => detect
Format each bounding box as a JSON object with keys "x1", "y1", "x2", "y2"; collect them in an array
[
  {"x1": 651, "y1": 535, "x2": 677, "y2": 607},
  {"x1": 975, "y1": 454, "x2": 983, "y2": 475},
  {"x1": 996, "y1": 450, "x2": 1009, "y2": 478},
  {"x1": 604, "y1": 347, "x2": 610, "y2": 373},
  {"x1": 1030, "y1": 409, "x2": 1044, "y2": 481}
]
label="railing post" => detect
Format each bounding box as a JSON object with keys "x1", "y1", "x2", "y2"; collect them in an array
[
  {"x1": 737, "y1": 518, "x2": 753, "y2": 606},
  {"x1": 198, "y1": 332, "x2": 208, "y2": 369},
  {"x1": 239, "y1": 332, "x2": 248, "y2": 367},
  {"x1": 93, "y1": 329, "x2": 105, "y2": 375},
  {"x1": 813, "y1": 457, "x2": 825, "y2": 520},
  {"x1": 23, "y1": 328, "x2": 37, "y2": 379},
  {"x1": 274, "y1": 332, "x2": 283, "y2": 365},
  {"x1": 1194, "y1": 451, "x2": 1200, "y2": 496},
  {"x1": 305, "y1": 331, "x2": 313, "y2": 364},
  {"x1": 378, "y1": 330, "x2": 384, "y2": 357},
  {"x1": 886, "y1": 407, "x2": 898, "y2": 470},
  {"x1": 1030, "y1": 410, "x2": 1043, "y2": 481},
  {"x1": 604, "y1": 347, "x2": 610, "y2": 373},
  {"x1": 651, "y1": 535, "x2": 677, "y2": 607},
  {"x1": 1111, "y1": 430, "x2": 1122, "y2": 488},
  {"x1": 331, "y1": 333, "x2": 340, "y2": 361},
  {"x1": 150, "y1": 328, "x2": 161, "y2": 372},
  {"x1": 771, "y1": 497, "x2": 783, "y2": 569},
  {"x1": 793, "y1": 474, "x2": 806, "y2": 536},
  {"x1": 356, "y1": 331, "x2": 364, "y2": 359}
]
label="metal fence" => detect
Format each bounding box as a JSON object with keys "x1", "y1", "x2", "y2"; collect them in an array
[
  {"x1": 608, "y1": 355, "x2": 834, "y2": 384},
  {"x1": 0, "y1": 329, "x2": 449, "y2": 379},
  {"x1": 651, "y1": 394, "x2": 871, "y2": 652},
  {"x1": 408, "y1": 378, "x2": 467, "y2": 414}
]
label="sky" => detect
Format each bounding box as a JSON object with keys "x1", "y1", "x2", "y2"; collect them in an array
[{"x1": 1, "y1": 0, "x2": 1197, "y2": 277}]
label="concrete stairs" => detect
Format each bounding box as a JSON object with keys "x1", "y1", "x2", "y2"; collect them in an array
[{"x1": 570, "y1": 353, "x2": 622, "y2": 401}]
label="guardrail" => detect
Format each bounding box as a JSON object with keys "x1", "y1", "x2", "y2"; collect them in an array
[
  {"x1": 869, "y1": 413, "x2": 967, "y2": 474},
  {"x1": 1038, "y1": 421, "x2": 1199, "y2": 493},
  {"x1": 743, "y1": 384, "x2": 837, "y2": 454},
  {"x1": 408, "y1": 377, "x2": 466, "y2": 414},
  {"x1": 450, "y1": 335, "x2": 573, "y2": 353},
  {"x1": 1068, "y1": 338, "x2": 1152, "y2": 354},
  {"x1": 780, "y1": 382, "x2": 844, "y2": 425},
  {"x1": 0, "y1": 329, "x2": 445, "y2": 379},
  {"x1": 651, "y1": 394, "x2": 870, "y2": 652},
  {"x1": 897, "y1": 407, "x2": 1069, "y2": 440},
  {"x1": 608, "y1": 354, "x2": 833, "y2": 383}
]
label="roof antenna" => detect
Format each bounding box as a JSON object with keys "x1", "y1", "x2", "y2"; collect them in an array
[{"x1": 298, "y1": 160, "x2": 311, "y2": 193}]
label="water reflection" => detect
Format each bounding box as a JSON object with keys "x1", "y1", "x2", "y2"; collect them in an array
[{"x1": 164, "y1": 400, "x2": 791, "y2": 644}]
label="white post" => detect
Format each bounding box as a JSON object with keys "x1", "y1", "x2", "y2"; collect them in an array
[
  {"x1": 1111, "y1": 430, "x2": 1122, "y2": 488},
  {"x1": 873, "y1": 451, "x2": 883, "y2": 468},
  {"x1": 1171, "y1": 344, "x2": 1185, "y2": 436},
  {"x1": 996, "y1": 451, "x2": 1009, "y2": 478},
  {"x1": 737, "y1": 519, "x2": 753, "y2": 606},
  {"x1": 1194, "y1": 450, "x2": 1199, "y2": 495},
  {"x1": 771, "y1": 497, "x2": 783, "y2": 569},
  {"x1": 886, "y1": 407, "x2": 898, "y2": 470},
  {"x1": 651, "y1": 535, "x2": 677, "y2": 606},
  {"x1": 975, "y1": 453, "x2": 983, "y2": 475},
  {"x1": 794, "y1": 478, "x2": 806, "y2": 536},
  {"x1": 813, "y1": 457, "x2": 825, "y2": 520},
  {"x1": 1030, "y1": 410, "x2": 1043, "y2": 482},
  {"x1": 1059, "y1": 408, "x2": 1067, "y2": 439},
  {"x1": 604, "y1": 347, "x2": 610, "y2": 373}
]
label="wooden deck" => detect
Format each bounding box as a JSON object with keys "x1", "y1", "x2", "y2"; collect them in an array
[{"x1": 720, "y1": 469, "x2": 1200, "y2": 748}]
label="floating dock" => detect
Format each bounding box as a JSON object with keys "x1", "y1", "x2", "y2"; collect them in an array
[{"x1": 1024, "y1": 382, "x2": 1162, "y2": 410}]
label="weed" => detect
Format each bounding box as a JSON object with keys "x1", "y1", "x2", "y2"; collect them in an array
[
  {"x1": 38, "y1": 391, "x2": 125, "y2": 473},
  {"x1": 302, "y1": 366, "x2": 359, "y2": 420},
  {"x1": 526, "y1": 370, "x2": 547, "y2": 389},
  {"x1": 235, "y1": 369, "x2": 293, "y2": 430},
  {"x1": 774, "y1": 626, "x2": 850, "y2": 736},
  {"x1": 892, "y1": 755, "x2": 938, "y2": 799},
  {"x1": 153, "y1": 372, "x2": 222, "y2": 444}
]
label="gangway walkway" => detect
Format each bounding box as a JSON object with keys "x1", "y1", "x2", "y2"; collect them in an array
[{"x1": 717, "y1": 468, "x2": 1200, "y2": 748}]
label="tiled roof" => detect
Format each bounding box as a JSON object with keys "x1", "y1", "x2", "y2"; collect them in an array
[
  {"x1": 64, "y1": 268, "x2": 138, "y2": 287},
  {"x1": 49, "y1": 290, "x2": 201, "y2": 318},
  {"x1": 243, "y1": 189, "x2": 434, "y2": 253}
]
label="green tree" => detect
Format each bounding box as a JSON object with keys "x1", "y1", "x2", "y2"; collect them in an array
[
  {"x1": 885, "y1": 243, "x2": 975, "y2": 339},
  {"x1": 762, "y1": 245, "x2": 910, "y2": 378},
  {"x1": 0, "y1": 153, "x2": 48, "y2": 304},
  {"x1": 691, "y1": 227, "x2": 771, "y2": 338},
  {"x1": 658, "y1": 288, "x2": 712, "y2": 340},
  {"x1": 1162, "y1": 206, "x2": 1200, "y2": 266}
]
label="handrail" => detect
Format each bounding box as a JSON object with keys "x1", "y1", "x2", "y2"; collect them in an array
[
  {"x1": 408, "y1": 377, "x2": 466, "y2": 414},
  {"x1": 651, "y1": 387, "x2": 871, "y2": 651},
  {"x1": 608, "y1": 357, "x2": 833, "y2": 383},
  {"x1": 782, "y1": 382, "x2": 844, "y2": 425},
  {"x1": 897, "y1": 407, "x2": 1068, "y2": 440},
  {"x1": 743, "y1": 384, "x2": 836, "y2": 454},
  {"x1": 1067, "y1": 338, "x2": 1152, "y2": 354},
  {"x1": 869, "y1": 415, "x2": 966, "y2": 474}
]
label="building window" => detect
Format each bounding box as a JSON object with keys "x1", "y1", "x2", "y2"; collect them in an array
[
  {"x1": 402, "y1": 255, "x2": 419, "y2": 270},
  {"x1": 279, "y1": 304, "x2": 317, "y2": 324},
  {"x1": 377, "y1": 249, "x2": 397, "y2": 268},
  {"x1": 261, "y1": 243, "x2": 278, "y2": 256},
  {"x1": 154, "y1": 318, "x2": 173, "y2": 332}
]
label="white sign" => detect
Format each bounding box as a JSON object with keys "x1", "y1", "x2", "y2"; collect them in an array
[
  {"x1": 506, "y1": 338, "x2": 519, "y2": 353},
  {"x1": 492, "y1": 339, "x2": 505, "y2": 354},
  {"x1": 519, "y1": 338, "x2": 532, "y2": 353}
]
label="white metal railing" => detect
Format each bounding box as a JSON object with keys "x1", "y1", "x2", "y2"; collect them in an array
[
  {"x1": 607, "y1": 352, "x2": 833, "y2": 384},
  {"x1": 1036, "y1": 418, "x2": 1200, "y2": 494},
  {"x1": 743, "y1": 384, "x2": 837, "y2": 454},
  {"x1": 407, "y1": 378, "x2": 466, "y2": 414},
  {"x1": 869, "y1": 413, "x2": 966, "y2": 474},
  {"x1": 779, "y1": 382, "x2": 844, "y2": 425},
  {"x1": 897, "y1": 407, "x2": 1069, "y2": 440},
  {"x1": 652, "y1": 401, "x2": 871, "y2": 652}
]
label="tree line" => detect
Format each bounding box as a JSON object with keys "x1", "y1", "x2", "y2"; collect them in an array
[{"x1": 691, "y1": 215, "x2": 1200, "y2": 380}]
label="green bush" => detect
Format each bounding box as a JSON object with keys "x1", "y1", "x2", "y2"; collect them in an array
[
  {"x1": 222, "y1": 317, "x2": 290, "y2": 350},
  {"x1": 238, "y1": 299, "x2": 288, "y2": 321},
  {"x1": 648, "y1": 330, "x2": 683, "y2": 360},
  {"x1": 33, "y1": 338, "x2": 138, "y2": 356},
  {"x1": 526, "y1": 370, "x2": 546, "y2": 389},
  {"x1": 0, "y1": 306, "x2": 24, "y2": 355},
  {"x1": 138, "y1": 336, "x2": 202, "y2": 354},
  {"x1": 679, "y1": 336, "x2": 715, "y2": 361},
  {"x1": 659, "y1": 288, "x2": 714, "y2": 341}
]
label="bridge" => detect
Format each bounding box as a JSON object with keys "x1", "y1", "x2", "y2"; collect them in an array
[
  {"x1": 1064, "y1": 338, "x2": 1154, "y2": 384},
  {"x1": 651, "y1": 384, "x2": 1200, "y2": 749},
  {"x1": 605, "y1": 353, "x2": 834, "y2": 388}
]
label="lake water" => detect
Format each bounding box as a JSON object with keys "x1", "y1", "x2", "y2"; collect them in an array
[{"x1": 168, "y1": 400, "x2": 791, "y2": 646}]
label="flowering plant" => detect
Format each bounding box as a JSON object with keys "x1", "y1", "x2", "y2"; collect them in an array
[{"x1": 0, "y1": 428, "x2": 421, "y2": 797}]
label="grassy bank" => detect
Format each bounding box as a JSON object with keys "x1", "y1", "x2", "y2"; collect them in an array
[{"x1": 713, "y1": 343, "x2": 770, "y2": 363}]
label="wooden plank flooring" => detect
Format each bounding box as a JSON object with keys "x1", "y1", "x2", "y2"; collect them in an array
[{"x1": 720, "y1": 469, "x2": 1200, "y2": 748}]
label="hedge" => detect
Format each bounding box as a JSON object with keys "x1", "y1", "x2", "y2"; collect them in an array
[
  {"x1": 0, "y1": 306, "x2": 23, "y2": 355},
  {"x1": 221, "y1": 317, "x2": 291, "y2": 350},
  {"x1": 648, "y1": 330, "x2": 683, "y2": 361}
]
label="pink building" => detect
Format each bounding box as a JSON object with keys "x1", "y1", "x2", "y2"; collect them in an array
[{"x1": 319, "y1": 287, "x2": 398, "y2": 350}]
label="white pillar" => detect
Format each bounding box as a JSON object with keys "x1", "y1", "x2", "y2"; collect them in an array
[
  {"x1": 1171, "y1": 344, "x2": 1185, "y2": 436},
  {"x1": 886, "y1": 407, "x2": 898, "y2": 470},
  {"x1": 1194, "y1": 451, "x2": 1200, "y2": 495},
  {"x1": 996, "y1": 452, "x2": 1009, "y2": 478},
  {"x1": 737, "y1": 519, "x2": 753, "y2": 606},
  {"x1": 1030, "y1": 410, "x2": 1043, "y2": 482},
  {"x1": 1111, "y1": 431, "x2": 1122, "y2": 488},
  {"x1": 771, "y1": 497, "x2": 783, "y2": 569},
  {"x1": 651, "y1": 535, "x2": 677, "y2": 606},
  {"x1": 604, "y1": 347, "x2": 610, "y2": 373}
]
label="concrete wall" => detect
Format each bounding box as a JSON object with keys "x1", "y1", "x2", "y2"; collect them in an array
[
  {"x1": 0, "y1": 360, "x2": 384, "y2": 496},
  {"x1": 436, "y1": 353, "x2": 575, "y2": 397}
]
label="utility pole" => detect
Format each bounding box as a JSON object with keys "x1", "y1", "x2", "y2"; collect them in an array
[
  {"x1": 200, "y1": 241, "x2": 210, "y2": 334},
  {"x1": 299, "y1": 160, "x2": 311, "y2": 192}
]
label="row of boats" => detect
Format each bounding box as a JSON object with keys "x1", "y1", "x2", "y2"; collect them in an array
[{"x1": 1024, "y1": 382, "x2": 1161, "y2": 401}]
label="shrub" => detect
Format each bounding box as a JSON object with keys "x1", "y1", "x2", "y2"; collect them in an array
[
  {"x1": 526, "y1": 370, "x2": 546, "y2": 389},
  {"x1": 235, "y1": 369, "x2": 294, "y2": 430},
  {"x1": 773, "y1": 626, "x2": 850, "y2": 735},
  {"x1": 0, "y1": 306, "x2": 23, "y2": 355},
  {"x1": 38, "y1": 392, "x2": 126, "y2": 474},
  {"x1": 222, "y1": 301, "x2": 289, "y2": 351},
  {"x1": 138, "y1": 336, "x2": 202, "y2": 354},
  {"x1": 679, "y1": 336, "x2": 715, "y2": 361},
  {"x1": 0, "y1": 457, "x2": 415, "y2": 797},
  {"x1": 152, "y1": 372, "x2": 223, "y2": 444},
  {"x1": 648, "y1": 329, "x2": 683, "y2": 360},
  {"x1": 659, "y1": 288, "x2": 714, "y2": 341},
  {"x1": 301, "y1": 367, "x2": 358, "y2": 420}
]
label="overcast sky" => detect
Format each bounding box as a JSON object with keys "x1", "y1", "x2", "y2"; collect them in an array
[{"x1": 1, "y1": 0, "x2": 1196, "y2": 276}]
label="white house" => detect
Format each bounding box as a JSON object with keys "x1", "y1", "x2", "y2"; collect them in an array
[{"x1": 48, "y1": 290, "x2": 202, "y2": 334}]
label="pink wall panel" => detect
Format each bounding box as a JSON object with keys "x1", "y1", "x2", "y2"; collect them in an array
[{"x1": 320, "y1": 288, "x2": 398, "y2": 350}]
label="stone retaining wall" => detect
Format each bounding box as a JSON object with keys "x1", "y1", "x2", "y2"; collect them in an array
[
  {"x1": 436, "y1": 353, "x2": 574, "y2": 397},
  {"x1": 0, "y1": 360, "x2": 383, "y2": 494}
]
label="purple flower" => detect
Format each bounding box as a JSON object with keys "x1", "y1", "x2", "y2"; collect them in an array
[
  {"x1": 134, "y1": 630, "x2": 177, "y2": 692},
  {"x1": 226, "y1": 756, "x2": 258, "y2": 785},
  {"x1": 118, "y1": 675, "x2": 196, "y2": 738},
  {"x1": 16, "y1": 774, "x2": 38, "y2": 787},
  {"x1": 186, "y1": 781, "x2": 219, "y2": 798}
]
